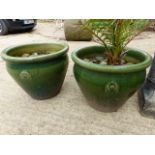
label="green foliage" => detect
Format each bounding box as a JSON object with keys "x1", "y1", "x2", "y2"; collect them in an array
[{"x1": 82, "y1": 19, "x2": 151, "y2": 65}]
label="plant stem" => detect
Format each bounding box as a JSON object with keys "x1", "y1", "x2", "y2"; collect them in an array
[{"x1": 82, "y1": 24, "x2": 110, "y2": 53}]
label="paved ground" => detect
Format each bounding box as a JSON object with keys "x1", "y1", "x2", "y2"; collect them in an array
[{"x1": 1, "y1": 21, "x2": 155, "y2": 134}]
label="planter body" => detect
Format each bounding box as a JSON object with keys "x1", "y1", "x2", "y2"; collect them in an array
[
  {"x1": 72, "y1": 46, "x2": 152, "y2": 112},
  {"x1": 64, "y1": 19, "x2": 92, "y2": 41},
  {"x1": 1, "y1": 43, "x2": 69, "y2": 99}
]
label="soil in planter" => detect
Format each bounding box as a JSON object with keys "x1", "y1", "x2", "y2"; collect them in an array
[
  {"x1": 12, "y1": 51, "x2": 52, "y2": 57},
  {"x1": 21, "y1": 51, "x2": 51, "y2": 57},
  {"x1": 82, "y1": 53, "x2": 140, "y2": 65}
]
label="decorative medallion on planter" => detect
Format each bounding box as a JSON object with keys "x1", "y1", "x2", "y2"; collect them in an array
[
  {"x1": 105, "y1": 81, "x2": 119, "y2": 94},
  {"x1": 20, "y1": 70, "x2": 32, "y2": 80},
  {"x1": 1, "y1": 42, "x2": 69, "y2": 100}
]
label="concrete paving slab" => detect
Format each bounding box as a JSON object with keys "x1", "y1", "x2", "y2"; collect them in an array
[{"x1": 0, "y1": 22, "x2": 155, "y2": 134}]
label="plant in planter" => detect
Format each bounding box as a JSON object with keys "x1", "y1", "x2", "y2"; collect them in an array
[
  {"x1": 71, "y1": 19, "x2": 152, "y2": 112},
  {"x1": 1, "y1": 42, "x2": 69, "y2": 100}
]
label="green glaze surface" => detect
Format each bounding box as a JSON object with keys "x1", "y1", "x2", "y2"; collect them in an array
[
  {"x1": 1, "y1": 43, "x2": 69, "y2": 99},
  {"x1": 72, "y1": 45, "x2": 152, "y2": 112}
]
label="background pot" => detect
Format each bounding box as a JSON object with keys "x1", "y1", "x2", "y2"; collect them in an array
[
  {"x1": 64, "y1": 19, "x2": 92, "y2": 41},
  {"x1": 72, "y1": 45, "x2": 152, "y2": 112},
  {"x1": 1, "y1": 42, "x2": 69, "y2": 100}
]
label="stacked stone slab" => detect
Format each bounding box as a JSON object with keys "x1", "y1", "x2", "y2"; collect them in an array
[{"x1": 64, "y1": 19, "x2": 92, "y2": 41}]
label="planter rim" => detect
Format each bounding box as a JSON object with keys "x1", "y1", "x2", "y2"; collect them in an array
[
  {"x1": 1, "y1": 42, "x2": 69, "y2": 63},
  {"x1": 71, "y1": 45, "x2": 152, "y2": 73}
]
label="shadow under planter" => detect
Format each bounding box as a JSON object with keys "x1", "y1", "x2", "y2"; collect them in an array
[
  {"x1": 71, "y1": 45, "x2": 152, "y2": 112},
  {"x1": 1, "y1": 42, "x2": 69, "y2": 100}
]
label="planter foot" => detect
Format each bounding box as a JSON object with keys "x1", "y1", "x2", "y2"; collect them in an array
[
  {"x1": 30, "y1": 89, "x2": 61, "y2": 100},
  {"x1": 87, "y1": 100, "x2": 120, "y2": 112}
]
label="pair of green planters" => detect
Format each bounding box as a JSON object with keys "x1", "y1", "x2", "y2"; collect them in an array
[{"x1": 1, "y1": 42, "x2": 152, "y2": 112}]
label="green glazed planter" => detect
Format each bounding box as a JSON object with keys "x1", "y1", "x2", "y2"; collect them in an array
[
  {"x1": 71, "y1": 45, "x2": 152, "y2": 112},
  {"x1": 1, "y1": 42, "x2": 69, "y2": 100}
]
